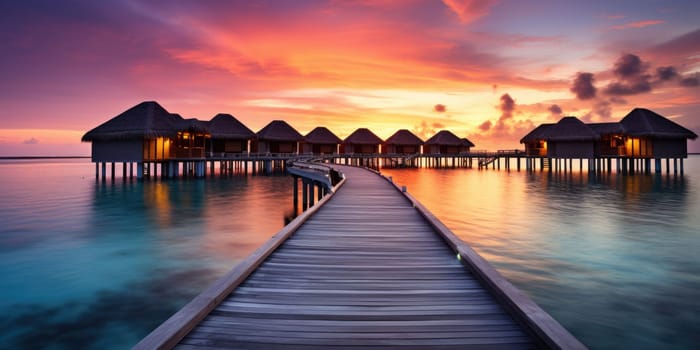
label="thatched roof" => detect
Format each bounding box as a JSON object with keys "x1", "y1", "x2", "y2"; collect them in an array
[
  {"x1": 179, "y1": 118, "x2": 209, "y2": 134},
  {"x1": 620, "y1": 108, "x2": 697, "y2": 140},
  {"x1": 424, "y1": 130, "x2": 462, "y2": 146},
  {"x1": 82, "y1": 101, "x2": 181, "y2": 141},
  {"x1": 520, "y1": 124, "x2": 554, "y2": 143},
  {"x1": 305, "y1": 127, "x2": 342, "y2": 144},
  {"x1": 544, "y1": 117, "x2": 598, "y2": 142},
  {"x1": 169, "y1": 114, "x2": 209, "y2": 134},
  {"x1": 207, "y1": 113, "x2": 255, "y2": 139},
  {"x1": 343, "y1": 128, "x2": 383, "y2": 144},
  {"x1": 461, "y1": 138, "x2": 475, "y2": 147},
  {"x1": 257, "y1": 120, "x2": 304, "y2": 142},
  {"x1": 587, "y1": 122, "x2": 624, "y2": 135},
  {"x1": 384, "y1": 129, "x2": 423, "y2": 145}
]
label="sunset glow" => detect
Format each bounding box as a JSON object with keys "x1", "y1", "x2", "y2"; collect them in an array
[{"x1": 1, "y1": 1, "x2": 699, "y2": 155}]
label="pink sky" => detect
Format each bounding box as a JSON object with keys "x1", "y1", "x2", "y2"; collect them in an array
[{"x1": 1, "y1": 0, "x2": 699, "y2": 156}]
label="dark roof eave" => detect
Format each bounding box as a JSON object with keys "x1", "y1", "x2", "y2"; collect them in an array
[
  {"x1": 545, "y1": 136, "x2": 599, "y2": 142},
  {"x1": 81, "y1": 130, "x2": 178, "y2": 142},
  {"x1": 625, "y1": 132, "x2": 698, "y2": 140}
]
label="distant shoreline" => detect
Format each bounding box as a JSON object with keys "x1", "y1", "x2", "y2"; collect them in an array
[{"x1": 0, "y1": 156, "x2": 90, "y2": 160}]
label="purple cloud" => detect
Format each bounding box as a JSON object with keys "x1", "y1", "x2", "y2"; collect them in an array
[
  {"x1": 570, "y1": 72, "x2": 597, "y2": 100},
  {"x1": 680, "y1": 74, "x2": 699, "y2": 87},
  {"x1": 548, "y1": 104, "x2": 562, "y2": 116},
  {"x1": 612, "y1": 53, "x2": 646, "y2": 78},
  {"x1": 656, "y1": 66, "x2": 679, "y2": 81}
]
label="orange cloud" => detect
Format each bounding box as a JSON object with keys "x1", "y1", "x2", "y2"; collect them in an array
[
  {"x1": 610, "y1": 20, "x2": 665, "y2": 30},
  {"x1": 442, "y1": 0, "x2": 499, "y2": 23}
]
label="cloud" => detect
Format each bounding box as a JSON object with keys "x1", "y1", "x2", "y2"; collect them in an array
[
  {"x1": 656, "y1": 66, "x2": 679, "y2": 81},
  {"x1": 609, "y1": 96, "x2": 627, "y2": 104},
  {"x1": 680, "y1": 73, "x2": 699, "y2": 87},
  {"x1": 23, "y1": 137, "x2": 39, "y2": 144},
  {"x1": 603, "y1": 53, "x2": 652, "y2": 96},
  {"x1": 570, "y1": 72, "x2": 597, "y2": 100},
  {"x1": 548, "y1": 104, "x2": 562, "y2": 117},
  {"x1": 499, "y1": 93, "x2": 515, "y2": 114},
  {"x1": 478, "y1": 120, "x2": 492, "y2": 131},
  {"x1": 580, "y1": 101, "x2": 614, "y2": 123},
  {"x1": 612, "y1": 53, "x2": 646, "y2": 78},
  {"x1": 651, "y1": 28, "x2": 700, "y2": 61},
  {"x1": 594, "y1": 101, "x2": 612, "y2": 120},
  {"x1": 412, "y1": 120, "x2": 445, "y2": 139},
  {"x1": 475, "y1": 93, "x2": 532, "y2": 137},
  {"x1": 609, "y1": 20, "x2": 664, "y2": 30},
  {"x1": 603, "y1": 80, "x2": 651, "y2": 95},
  {"x1": 442, "y1": 0, "x2": 498, "y2": 23},
  {"x1": 434, "y1": 104, "x2": 447, "y2": 113},
  {"x1": 653, "y1": 66, "x2": 699, "y2": 87}
]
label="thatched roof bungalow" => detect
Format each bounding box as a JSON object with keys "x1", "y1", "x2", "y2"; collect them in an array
[
  {"x1": 424, "y1": 130, "x2": 468, "y2": 154},
  {"x1": 382, "y1": 129, "x2": 423, "y2": 154},
  {"x1": 82, "y1": 101, "x2": 208, "y2": 162},
  {"x1": 619, "y1": 108, "x2": 697, "y2": 158},
  {"x1": 206, "y1": 113, "x2": 255, "y2": 155},
  {"x1": 342, "y1": 128, "x2": 383, "y2": 154},
  {"x1": 521, "y1": 108, "x2": 698, "y2": 159},
  {"x1": 255, "y1": 120, "x2": 304, "y2": 154},
  {"x1": 302, "y1": 127, "x2": 342, "y2": 154},
  {"x1": 541, "y1": 117, "x2": 598, "y2": 158}
]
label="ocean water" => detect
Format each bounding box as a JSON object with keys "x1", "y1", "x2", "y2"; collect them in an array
[
  {"x1": 381, "y1": 155, "x2": 700, "y2": 349},
  {"x1": 0, "y1": 159, "x2": 296, "y2": 349},
  {"x1": 2, "y1": 157, "x2": 699, "y2": 349}
]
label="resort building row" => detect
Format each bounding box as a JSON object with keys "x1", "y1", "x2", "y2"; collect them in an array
[
  {"x1": 82, "y1": 101, "x2": 475, "y2": 163},
  {"x1": 82, "y1": 101, "x2": 696, "y2": 178}
]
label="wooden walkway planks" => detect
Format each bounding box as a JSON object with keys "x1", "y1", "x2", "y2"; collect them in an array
[{"x1": 173, "y1": 165, "x2": 540, "y2": 349}]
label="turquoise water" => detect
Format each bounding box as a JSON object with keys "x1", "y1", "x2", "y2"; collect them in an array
[
  {"x1": 0, "y1": 159, "x2": 296, "y2": 349},
  {"x1": 382, "y1": 155, "x2": 700, "y2": 349},
  {"x1": 2, "y1": 158, "x2": 699, "y2": 349}
]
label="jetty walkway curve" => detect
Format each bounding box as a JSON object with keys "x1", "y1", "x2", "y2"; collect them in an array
[{"x1": 136, "y1": 165, "x2": 585, "y2": 350}]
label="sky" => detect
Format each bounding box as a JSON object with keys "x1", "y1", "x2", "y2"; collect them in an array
[{"x1": 1, "y1": 0, "x2": 699, "y2": 156}]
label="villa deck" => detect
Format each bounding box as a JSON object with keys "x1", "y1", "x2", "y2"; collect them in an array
[{"x1": 135, "y1": 165, "x2": 584, "y2": 349}]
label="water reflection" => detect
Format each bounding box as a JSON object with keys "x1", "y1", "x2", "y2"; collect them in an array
[
  {"x1": 0, "y1": 159, "x2": 299, "y2": 350},
  {"x1": 381, "y1": 163, "x2": 700, "y2": 350}
]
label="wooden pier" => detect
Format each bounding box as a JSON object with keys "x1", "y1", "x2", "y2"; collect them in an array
[{"x1": 135, "y1": 164, "x2": 584, "y2": 349}]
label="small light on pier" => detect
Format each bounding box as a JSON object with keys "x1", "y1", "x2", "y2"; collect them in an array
[{"x1": 456, "y1": 253, "x2": 461, "y2": 261}]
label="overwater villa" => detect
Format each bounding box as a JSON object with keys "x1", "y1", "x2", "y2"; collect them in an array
[
  {"x1": 302, "y1": 127, "x2": 342, "y2": 154},
  {"x1": 82, "y1": 101, "x2": 209, "y2": 177},
  {"x1": 342, "y1": 128, "x2": 384, "y2": 154},
  {"x1": 520, "y1": 108, "x2": 697, "y2": 173},
  {"x1": 206, "y1": 113, "x2": 255, "y2": 156},
  {"x1": 254, "y1": 120, "x2": 304, "y2": 154},
  {"x1": 424, "y1": 130, "x2": 473, "y2": 154},
  {"x1": 382, "y1": 129, "x2": 423, "y2": 154}
]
